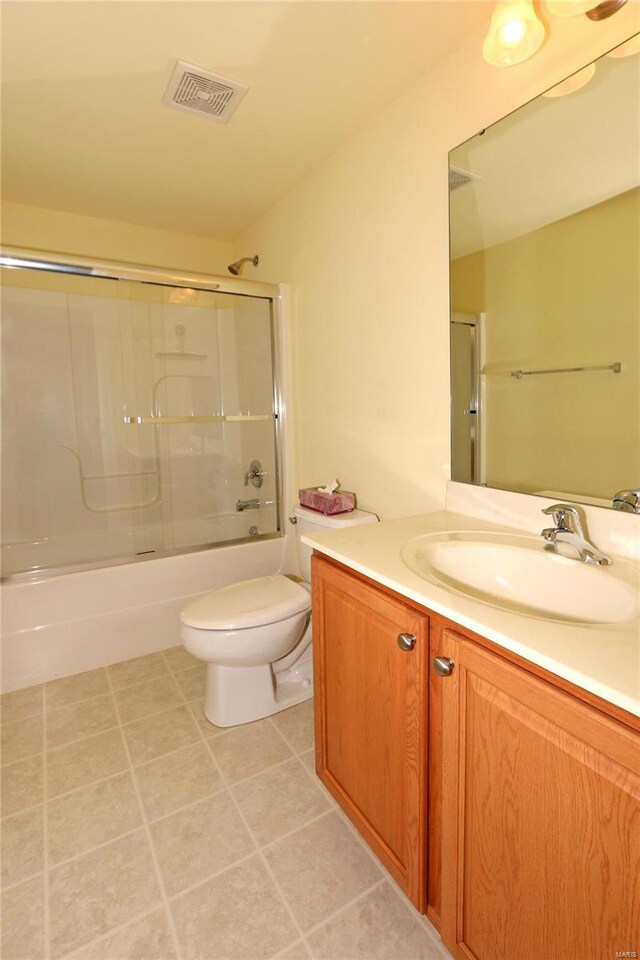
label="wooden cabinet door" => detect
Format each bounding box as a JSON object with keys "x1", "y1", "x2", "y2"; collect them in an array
[
  {"x1": 439, "y1": 629, "x2": 640, "y2": 960},
  {"x1": 312, "y1": 555, "x2": 429, "y2": 909}
]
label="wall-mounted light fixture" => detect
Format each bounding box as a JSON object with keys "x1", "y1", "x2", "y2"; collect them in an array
[
  {"x1": 484, "y1": 0, "x2": 630, "y2": 66},
  {"x1": 482, "y1": 0, "x2": 545, "y2": 66}
]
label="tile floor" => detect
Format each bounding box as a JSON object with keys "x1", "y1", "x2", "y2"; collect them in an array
[{"x1": 1, "y1": 648, "x2": 451, "y2": 960}]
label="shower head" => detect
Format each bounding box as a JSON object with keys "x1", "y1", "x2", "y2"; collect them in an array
[{"x1": 228, "y1": 255, "x2": 259, "y2": 276}]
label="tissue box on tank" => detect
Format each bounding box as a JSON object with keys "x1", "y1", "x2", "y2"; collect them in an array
[{"x1": 298, "y1": 487, "x2": 356, "y2": 515}]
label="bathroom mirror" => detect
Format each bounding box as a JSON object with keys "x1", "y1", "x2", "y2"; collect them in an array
[{"x1": 449, "y1": 38, "x2": 639, "y2": 510}]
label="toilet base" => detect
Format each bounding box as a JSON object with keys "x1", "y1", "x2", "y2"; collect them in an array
[{"x1": 203, "y1": 658, "x2": 313, "y2": 727}]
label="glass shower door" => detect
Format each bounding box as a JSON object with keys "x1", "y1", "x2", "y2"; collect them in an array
[{"x1": 0, "y1": 266, "x2": 280, "y2": 578}]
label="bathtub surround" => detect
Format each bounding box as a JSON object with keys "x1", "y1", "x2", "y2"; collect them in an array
[
  {"x1": 0, "y1": 265, "x2": 298, "y2": 694},
  {"x1": 0, "y1": 646, "x2": 450, "y2": 960}
]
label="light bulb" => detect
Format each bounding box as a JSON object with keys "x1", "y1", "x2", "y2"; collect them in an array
[
  {"x1": 483, "y1": 1, "x2": 546, "y2": 67},
  {"x1": 500, "y1": 19, "x2": 527, "y2": 44}
]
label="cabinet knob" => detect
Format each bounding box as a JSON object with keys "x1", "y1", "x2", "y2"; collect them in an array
[
  {"x1": 433, "y1": 655, "x2": 455, "y2": 677},
  {"x1": 397, "y1": 633, "x2": 417, "y2": 651}
]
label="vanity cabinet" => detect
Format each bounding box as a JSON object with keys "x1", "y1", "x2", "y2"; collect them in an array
[
  {"x1": 311, "y1": 554, "x2": 429, "y2": 908},
  {"x1": 437, "y1": 628, "x2": 640, "y2": 960},
  {"x1": 312, "y1": 553, "x2": 640, "y2": 958}
]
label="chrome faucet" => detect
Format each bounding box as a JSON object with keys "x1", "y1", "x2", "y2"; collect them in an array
[{"x1": 541, "y1": 504, "x2": 611, "y2": 566}]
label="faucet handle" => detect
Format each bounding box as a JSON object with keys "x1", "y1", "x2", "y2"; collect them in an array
[
  {"x1": 612, "y1": 489, "x2": 640, "y2": 513},
  {"x1": 541, "y1": 503, "x2": 579, "y2": 531}
]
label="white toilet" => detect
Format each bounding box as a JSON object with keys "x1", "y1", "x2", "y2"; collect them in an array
[{"x1": 180, "y1": 504, "x2": 378, "y2": 727}]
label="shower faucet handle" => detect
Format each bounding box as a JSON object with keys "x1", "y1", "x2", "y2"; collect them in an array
[{"x1": 244, "y1": 460, "x2": 266, "y2": 488}]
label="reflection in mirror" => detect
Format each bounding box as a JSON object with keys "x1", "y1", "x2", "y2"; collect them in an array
[{"x1": 449, "y1": 38, "x2": 639, "y2": 511}]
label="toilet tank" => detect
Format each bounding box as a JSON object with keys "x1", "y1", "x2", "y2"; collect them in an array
[{"x1": 293, "y1": 504, "x2": 378, "y2": 583}]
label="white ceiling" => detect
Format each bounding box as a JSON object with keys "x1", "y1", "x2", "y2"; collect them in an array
[{"x1": 1, "y1": 0, "x2": 491, "y2": 240}]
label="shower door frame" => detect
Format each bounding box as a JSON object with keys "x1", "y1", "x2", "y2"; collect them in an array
[{"x1": 0, "y1": 246, "x2": 285, "y2": 583}]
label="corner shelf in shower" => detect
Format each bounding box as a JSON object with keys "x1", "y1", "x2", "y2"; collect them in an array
[{"x1": 123, "y1": 414, "x2": 277, "y2": 424}]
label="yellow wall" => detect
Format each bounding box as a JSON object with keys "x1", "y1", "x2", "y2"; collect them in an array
[
  {"x1": 452, "y1": 188, "x2": 640, "y2": 500},
  {"x1": 1, "y1": 201, "x2": 233, "y2": 276},
  {"x1": 235, "y1": 10, "x2": 639, "y2": 518}
]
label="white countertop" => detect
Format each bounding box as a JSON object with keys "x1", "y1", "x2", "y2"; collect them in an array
[{"x1": 302, "y1": 510, "x2": 640, "y2": 718}]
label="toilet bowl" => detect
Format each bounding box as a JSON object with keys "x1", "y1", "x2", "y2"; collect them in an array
[{"x1": 180, "y1": 504, "x2": 378, "y2": 727}]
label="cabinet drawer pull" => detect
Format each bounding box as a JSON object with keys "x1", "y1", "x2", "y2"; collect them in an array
[
  {"x1": 433, "y1": 655, "x2": 455, "y2": 677},
  {"x1": 397, "y1": 633, "x2": 417, "y2": 651}
]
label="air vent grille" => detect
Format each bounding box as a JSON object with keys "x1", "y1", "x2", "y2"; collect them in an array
[
  {"x1": 164, "y1": 60, "x2": 248, "y2": 124},
  {"x1": 449, "y1": 165, "x2": 480, "y2": 192}
]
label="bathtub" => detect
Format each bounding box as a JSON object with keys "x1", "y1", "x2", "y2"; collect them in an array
[{"x1": 1, "y1": 532, "x2": 285, "y2": 693}]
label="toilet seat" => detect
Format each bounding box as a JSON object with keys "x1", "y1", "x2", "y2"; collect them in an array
[{"x1": 180, "y1": 574, "x2": 310, "y2": 631}]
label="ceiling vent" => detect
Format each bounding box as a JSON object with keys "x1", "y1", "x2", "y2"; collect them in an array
[
  {"x1": 163, "y1": 60, "x2": 248, "y2": 124},
  {"x1": 449, "y1": 166, "x2": 481, "y2": 192}
]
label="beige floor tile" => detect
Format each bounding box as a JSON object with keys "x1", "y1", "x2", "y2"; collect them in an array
[
  {"x1": 123, "y1": 706, "x2": 200, "y2": 766},
  {"x1": 264, "y1": 811, "x2": 382, "y2": 931},
  {"x1": 150, "y1": 791, "x2": 254, "y2": 897},
  {"x1": 306, "y1": 881, "x2": 446, "y2": 960},
  {"x1": 47, "y1": 729, "x2": 128, "y2": 799},
  {"x1": 1, "y1": 754, "x2": 44, "y2": 816},
  {"x1": 1, "y1": 806, "x2": 44, "y2": 888},
  {"x1": 187, "y1": 700, "x2": 225, "y2": 738},
  {"x1": 299, "y1": 750, "x2": 316, "y2": 773},
  {"x1": 272, "y1": 700, "x2": 315, "y2": 754},
  {"x1": 48, "y1": 830, "x2": 161, "y2": 958},
  {"x1": 0, "y1": 873, "x2": 45, "y2": 960},
  {"x1": 232, "y1": 757, "x2": 330, "y2": 846},
  {"x1": 48, "y1": 771, "x2": 142, "y2": 865},
  {"x1": 134, "y1": 742, "x2": 223, "y2": 821},
  {"x1": 107, "y1": 653, "x2": 169, "y2": 690},
  {"x1": 0, "y1": 685, "x2": 44, "y2": 725},
  {"x1": 46, "y1": 693, "x2": 118, "y2": 749},
  {"x1": 113, "y1": 676, "x2": 183, "y2": 725},
  {"x1": 296, "y1": 755, "x2": 337, "y2": 809},
  {"x1": 162, "y1": 646, "x2": 199, "y2": 674},
  {"x1": 69, "y1": 908, "x2": 176, "y2": 960},
  {"x1": 172, "y1": 664, "x2": 206, "y2": 701},
  {"x1": 45, "y1": 669, "x2": 109, "y2": 710},
  {"x1": 171, "y1": 854, "x2": 297, "y2": 960},
  {"x1": 1, "y1": 714, "x2": 43, "y2": 766},
  {"x1": 274, "y1": 941, "x2": 312, "y2": 959},
  {"x1": 207, "y1": 718, "x2": 293, "y2": 785}
]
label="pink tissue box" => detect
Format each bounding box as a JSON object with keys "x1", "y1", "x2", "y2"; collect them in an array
[{"x1": 299, "y1": 487, "x2": 356, "y2": 516}]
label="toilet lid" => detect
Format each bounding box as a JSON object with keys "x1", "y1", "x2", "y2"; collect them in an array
[{"x1": 180, "y1": 575, "x2": 311, "y2": 630}]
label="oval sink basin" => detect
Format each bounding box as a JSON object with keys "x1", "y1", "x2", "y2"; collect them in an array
[{"x1": 401, "y1": 533, "x2": 638, "y2": 624}]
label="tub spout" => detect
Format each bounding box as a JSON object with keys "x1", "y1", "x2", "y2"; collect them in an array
[{"x1": 236, "y1": 498, "x2": 260, "y2": 512}]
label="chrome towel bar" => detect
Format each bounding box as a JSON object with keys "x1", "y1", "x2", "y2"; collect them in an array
[{"x1": 511, "y1": 362, "x2": 621, "y2": 380}]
